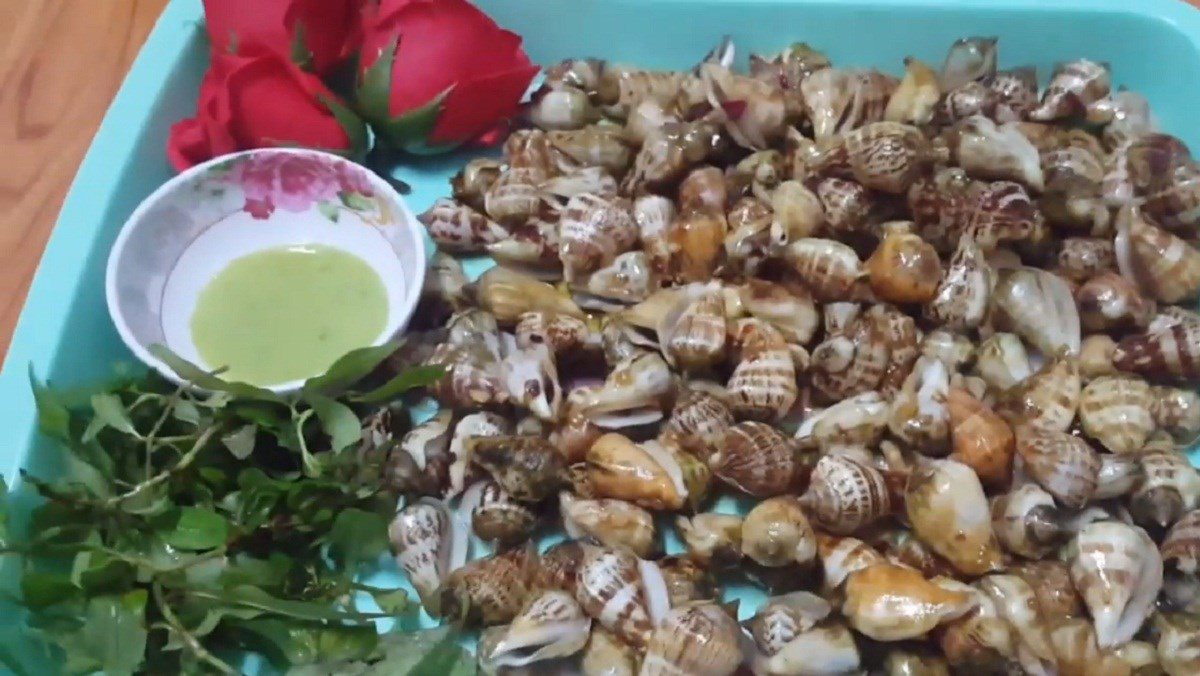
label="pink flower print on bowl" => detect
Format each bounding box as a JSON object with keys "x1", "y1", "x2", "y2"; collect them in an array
[
  {"x1": 335, "y1": 161, "x2": 377, "y2": 198},
  {"x1": 223, "y1": 151, "x2": 377, "y2": 220}
]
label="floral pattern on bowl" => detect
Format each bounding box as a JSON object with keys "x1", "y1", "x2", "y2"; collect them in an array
[{"x1": 211, "y1": 151, "x2": 392, "y2": 224}]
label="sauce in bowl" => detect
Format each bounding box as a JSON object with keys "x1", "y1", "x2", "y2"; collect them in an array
[{"x1": 190, "y1": 244, "x2": 387, "y2": 386}]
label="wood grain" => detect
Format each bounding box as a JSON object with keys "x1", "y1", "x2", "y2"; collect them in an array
[{"x1": 0, "y1": 0, "x2": 168, "y2": 359}]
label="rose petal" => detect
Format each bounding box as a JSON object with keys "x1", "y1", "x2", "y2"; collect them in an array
[
  {"x1": 167, "y1": 60, "x2": 240, "y2": 169},
  {"x1": 223, "y1": 54, "x2": 351, "y2": 152},
  {"x1": 430, "y1": 62, "x2": 540, "y2": 145},
  {"x1": 196, "y1": 61, "x2": 240, "y2": 158},
  {"x1": 375, "y1": 0, "x2": 429, "y2": 14},
  {"x1": 204, "y1": 0, "x2": 357, "y2": 75},
  {"x1": 361, "y1": 0, "x2": 533, "y2": 117},
  {"x1": 202, "y1": 0, "x2": 289, "y2": 57},
  {"x1": 283, "y1": 0, "x2": 360, "y2": 74},
  {"x1": 166, "y1": 118, "x2": 213, "y2": 171}
]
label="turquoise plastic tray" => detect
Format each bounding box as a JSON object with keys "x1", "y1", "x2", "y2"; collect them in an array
[{"x1": 4, "y1": 0, "x2": 1200, "y2": 669}]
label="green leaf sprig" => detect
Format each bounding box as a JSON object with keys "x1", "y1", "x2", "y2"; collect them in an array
[{"x1": 2, "y1": 344, "x2": 458, "y2": 675}]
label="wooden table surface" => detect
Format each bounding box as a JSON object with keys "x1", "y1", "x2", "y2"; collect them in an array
[
  {"x1": 0, "y1": 0, "x2": 169, "y2": 359},
  {"x1": 2, "y1": 0, "x2": 1200, "y2": 361}
]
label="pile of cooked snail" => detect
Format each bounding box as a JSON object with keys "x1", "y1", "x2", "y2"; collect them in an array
[{"x1": 390, "y1": 35, "x2": 1200, "y2": 675}]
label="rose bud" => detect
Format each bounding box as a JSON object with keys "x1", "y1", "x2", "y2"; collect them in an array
[
  {"x1": 202, "y1": 0, "x2": 362, "y2": 76},
  {"x1": 356, "y1": 0, "x2": 540, "y2": 153},
  {"x1": 167, "y1": 47, "x2": 368, "y2": 171}
]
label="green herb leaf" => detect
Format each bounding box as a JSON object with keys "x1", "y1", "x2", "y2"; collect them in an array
[
  {"x1": 189, "y1": 586, "x2": 383, "y2": 623},
  {"x1": 70, "y1": 550, "x2": 136, "y2": 594},
  {"x1": 21, "y1": 571, "x2": 80, "y2": 609},
  {"x1": 403, "y1": 629, "x2": 476, "y2": 676},
  {"x1": 222, "y1": 424, "x2": 257, "y2": 460},
  {"x1": 15, "y1": 349, "x2": 426, "y2": 672},
  {"x1": 59, "y1": 539, "x2": 217, "y2": 577},
  {"x1": 286, "y1": 627, "x2": 475, "y2": 676},
  {"x1": 230, "y1": 401, "x2": 291, "y2": 435},
  {"x1": 350, "y1": 365, "x2": 445, "y2": 404},
  {"x1": 96, "y1": 591, "x2": 150, "y2": 675},
  {"x1": 303, "y1": 343, "x2": 400, "y2": 396},
  {"x1": 368, "y1": 587, "x2": 410, "y2": 615},
  {"x1": 231, "y1": 618, "x2": 379, "y2": 669},
  {"x1": 230, "y1": 482, "x2": 282, "y2": 530},
  {"x1": 326, "y1": 508, "x2": 389, "y2": 568},
  {"x1": 173, "y1": 400, "x2": 202, "y2": 425},
  {"x1": 59, "y1": 452, "x2": 114, "y2": 498},
  {"x1": 76, "y1": 437, "x2": 117, "y2": 479},
  {"x1": 80, "y1": 415, "x2": 106, "y2": 444},
  {"x1": 29, "y1": 367, "x2": 70, "y2": 443},
  {"x1": 63, "y1": 591, "x2": 149, "y2": 676},
  {"x1": 161, "y1": 507, "x2": 229, "y2": 551},
  {"x1": 184, "y1": 604, "x2": 264, "y2": 640},
  {"x1": 28, "y1": 500, "x2": 96, "y2": 547},
  {"x1": 116, "y1": 482, "x2": 174, "y2": 516},
  {"x1": 90, "y1": 393, "x2": 137, "y2": 436},
  {"x1": 378, "y1": 628, "x2": 475, "y2": 675},
  {"x1": 0, "y1": 477, "x2": 8, "y2": 549},
  {"x1": 304, "y1": 393, "x2": 361, "y2": 453},
  {"x1": 200, "y1": 390, "x2": 234, "y2": 409},
  {"x1": 0, "y1": 632, "x2": 56, "y2": 676},
  {"x1": 181, "y1": 556, "x2": 228, "y2": 589},
  {"x1": 217, "y1": 552, "x2": 291, "y2": 592},
  {"x1": 149, "y1": 345, "x2": 284, "y2": 403}
]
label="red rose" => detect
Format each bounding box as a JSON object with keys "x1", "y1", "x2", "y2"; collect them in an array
[
  {"x1": 167, "y1": 47, "x2": 367, "y2": 171},
  {"x1": 203, "y1": 0, "x2": 362, "y2": 76},
  {"x1": 357, "y1": 0, "x2": 539, "y2": 153}
]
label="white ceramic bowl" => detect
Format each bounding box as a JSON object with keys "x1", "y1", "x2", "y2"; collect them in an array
[{"x1": 106, "y1": 148, "x2": 426, "y2": 393}]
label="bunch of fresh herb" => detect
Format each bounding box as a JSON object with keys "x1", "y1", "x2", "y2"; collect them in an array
[{"x1": 0, "y1": 344, "x2": 474, "y2": 675}]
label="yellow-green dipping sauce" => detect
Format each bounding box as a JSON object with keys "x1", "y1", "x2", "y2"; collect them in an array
[{"x1": 191, "y1": 245, "x2": 388, "y2": 386}]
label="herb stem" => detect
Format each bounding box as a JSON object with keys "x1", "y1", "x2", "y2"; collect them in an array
[
  {"x1": 153, "y1": 435, "x2": 202, "y2": 444},
  {"x1": 181, "y1": 586, "x2": 395, "y2": 622},
  {"x1": 0, "y1": 523, "x2": 99, "y2": 554},
  {"x1": 143, "y1": 386, "x2": 186, "y2": 481},
  {"x1": 96, "y1": 545, "x2": 227, "y2": 574},
  {"x1": 349, "y1": 581, "x2": 398, "y2": 594},
  {"x1": 19, "y1": 358, "x2": 443, "y2": 671},
  {"x1": 103, "y1": 426, "x2": 218, "y2": 510},
  {"x1": 294, "y1": 408, "x2": 319, "y2": 476},
  {"x1": 127, "y1": 393, "x2": 162, "y2": 412},
  {"x1": 152, "y1": 582, "x2": 238, "y2": 675}
]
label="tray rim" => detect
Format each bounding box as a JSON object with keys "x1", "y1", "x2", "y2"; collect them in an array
[
  {"x1": 0, "y1": 0, "x2": 208, "y2": 482},
  {"x1": 3, "y1": 0, "x2": 1200, "y2": 485}
]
